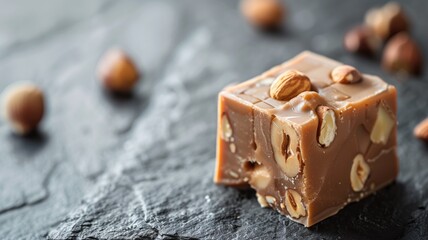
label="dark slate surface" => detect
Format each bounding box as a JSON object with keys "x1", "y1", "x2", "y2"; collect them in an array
[{"x1": 0, "y1": 0, "x2": 427, "y2": 239}]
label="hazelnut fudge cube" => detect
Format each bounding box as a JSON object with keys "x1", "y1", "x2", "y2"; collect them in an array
[{"x1": 214, "y1": 51, "x2": 398, "y2": 227}]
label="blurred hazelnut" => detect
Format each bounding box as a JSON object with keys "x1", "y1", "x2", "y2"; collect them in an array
[
  {"x1": 1, "y1": 83, "x2": 44, "y2": 135},
  {"x1": 365, "y1": 2, "x2": 409, "y2": 40},
  {"x1": 382, "y1": 32, "x2": 423, "y2": 75},
  {"x1": 344, "y1": 26, "x2": 381, "y2": 56},
  {"x1": 241, "y1": 0, "x2": 285, "y2": 30},
  {"x1": 97, "y1": 49, "x2": 140, "y2": 93},
  {"x1": 414, "y1": 118, "x2": 428, "y2": 141}
]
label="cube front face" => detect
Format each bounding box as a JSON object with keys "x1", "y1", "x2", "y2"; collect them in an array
[{"x1": 214, "y1": 52, "x2": 398, "y2": 227}]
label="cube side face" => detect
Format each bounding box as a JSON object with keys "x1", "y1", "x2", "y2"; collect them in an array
[
  {"x1": 215, "y1": 92, "x2": 255, "y2": 187},
  {"x1": 214, "y1": 51, "x2": 399, "y2": 227},
  {"x1": 301, "y1": 86, "x2": 398, "y2": 226}
]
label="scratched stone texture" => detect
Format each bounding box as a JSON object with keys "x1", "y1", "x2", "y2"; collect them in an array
[{"x1": 0, "y1": 0, "x2": 427, "y2": 239}]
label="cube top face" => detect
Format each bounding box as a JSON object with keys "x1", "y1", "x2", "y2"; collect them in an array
[
  {"x1": 215, "y1": 51, "x2": 398, "y2": 227},
  {"x1": 224, "y1": 51, "x2": 389, "y2": 124}
]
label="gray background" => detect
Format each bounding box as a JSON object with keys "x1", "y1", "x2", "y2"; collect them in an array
[{"x1": 0, "y1": 0, "x2": 427, "y2": 239}]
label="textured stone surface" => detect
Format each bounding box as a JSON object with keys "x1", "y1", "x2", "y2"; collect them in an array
[{"x1": 0, "y1": 0, "x2": 427, "y2": 239}]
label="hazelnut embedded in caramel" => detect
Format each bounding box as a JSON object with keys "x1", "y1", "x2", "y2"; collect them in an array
[
  {"x1": 271, "y1": 118, "x2": 301, "y2": 178},
  {"x1": 97, "y1": 49, "x2": 140, "y2": 93},
  {"x1": 331, "y1": 65, "x2": 362, "y2": 84},
  {"x1": 370, "y1": 105, "x2": 395, "y2": 145},
  {"x1": 270, "y1": 70, "x2": 311, "y2": 101},
  {"x1": 316, "y1": 106, "x2": 337, "y2": 148},
  {"x1": 350, "y1": 154, "x2": 370, "y2": 192},
  {"x1": 285, "y1": 189, "x2": 306, "y2": 218},
  {"x1": 1, "y1": 83, "x2": 45, "y2": 135}
]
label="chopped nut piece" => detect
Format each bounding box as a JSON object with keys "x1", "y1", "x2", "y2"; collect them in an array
[
  {"x1": 365, "y1": 2, "x2": 409, "y2": 40},
  {"x1": 229, "y1": 143, "x2": 236, "y2": 153},
  {"x1": 241, "y1": 0, "x2": 285, "y2": 29},
  {"x1": 370, "y1": 105, "x2": 394, "y2": 144},
  {"x1": 256, "y1": 193, "x2": 269, "y2": 208},
  {"x1": 249, "y1": 165, "x2": 271, "y2": 189},
  {"x1": 331, "y1": 65, "x2": 362, "y2": 84},
  {"x1": 344, "y1": 26, "x2": 381, "y2": 56},
  {"x1": 382, "y1": 33, "x2": 423, "y2": 75},
  {"x1": 228, "y1": 170, "x2": 239, "y2": 179},
  {"x1": 285, "y1": 190, "x2": 306, "y2": 218},
  {"x1": 350, "y1": 154, "x2": 370, "y2": 192},
  {"x1": 414, "y1": 118, "x2": 428, "y2": 141},
  {"x1": 265, "y1": 195, "x2": 276, "y2": 205},
  {"x1": 270, "y1": 70, "x2": 311, "y2": 101},
  {"x1": 221, "y1": 114, "x2": 233, "y2": 141},
  {"x1": 316, "y1": 106, "x2": 337, "y2": 147}
]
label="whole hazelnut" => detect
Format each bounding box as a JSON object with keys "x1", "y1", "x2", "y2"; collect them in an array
[
  {"x1": 241, "y1": 0, "x2": 285, "y2": 30},
  {"x1": 344, "y1": 26, "x2": 381, "y2": 56},
  {"x1": 331, "y1": 65, "x2": 362, "y2": 84},
  {"x1": 382, "y1": 32, "x2": 423, "y2": 75},
  {"x1": 365, "y1": 2, "x2": 409, "y2": 41},
  {"x1": 97, "y1": 49, "x2": 140, "y2": 93},
  {"x1": 1, "y1": 83, "x2": 44, "y2": 135}
]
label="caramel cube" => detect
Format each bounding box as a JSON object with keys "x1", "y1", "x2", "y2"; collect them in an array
[{"x1": 214, "y1": 51, "x2": 398, "y2": 227}]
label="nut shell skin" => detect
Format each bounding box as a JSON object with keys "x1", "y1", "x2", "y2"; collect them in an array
[
  {"x1": 1, "y1": 84, "x2": 44, "y2": 135},
  {"x1": 382, "y1": 32, "x2": 423, "y2": 75},
  {"x1": 97, "y1": 49, "x2": 140, "y2": 93},
  {"x1": 241, "y1": 0, "x2": 285, "y2": 30}
]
